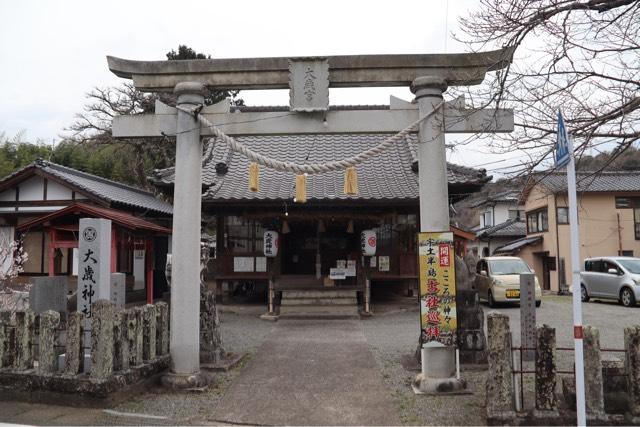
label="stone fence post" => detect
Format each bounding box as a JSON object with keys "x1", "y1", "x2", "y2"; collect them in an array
[
  {"x1": 64, "y1": 312, "x2": 83, "y2": 375},
  {"x1": 625, "y1": 325, "x2": 640, "y2": 417},
  {"x1": 156, "y1": 302, "x2": 169, "y2": 356},
  {"x1": 91, "y1": 300, "x2": 115, "y2": 380},
  {"x1": 486, "y1": 312, "x2": 515, "y2": 420},
  {"x1": 142, "y1": 304, "x2": 157, "y2": 361},
  {"x1": 535, "y1": 325, "x2": 558, "y2": 414},
  {"x1": 0, "y1": 315, "x2": 6, "y2": 369},
  {"x1": 113, "y1": 311, "x2": 130, "y2": 372},
  {"x1": 583, "y1": 326, "x2": 605, "y2": 418},
  {"x1": 127, "y1": 307, "x2": 143, "y2": 366},
  {"x1": 38, "y1": 310, "x2": 60, "y2": 374},
  {"x1": 14, "y1": 310, "x2": 35, "y2": 370}
]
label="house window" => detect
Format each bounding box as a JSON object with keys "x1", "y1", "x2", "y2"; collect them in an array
[
  {"x1": 526, "y1": 209, "x2": 548, "y2": 233},
  {"x1": 635, "y1": 208, "x2": 640, "y2": 240},
  {"x1": 616, "y1": 197, "x2": 638, "y2": 209},
  {"x1": 483, "y1": 210, "x2": 493, "y2": 227},
  {"x1": 620, "y1": 250, "x2": 634, "y2": 256},
  {"x1": 557, "y1": 207, "x2": 569, "y2": 224}
]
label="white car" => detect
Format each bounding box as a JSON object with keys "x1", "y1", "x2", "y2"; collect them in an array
[
  {"x1": 581, "y1": 257, "x2": 640, "y2": 307},
  {"x1": 475, "y1": 256, "x2": 542, "y2": 307}
]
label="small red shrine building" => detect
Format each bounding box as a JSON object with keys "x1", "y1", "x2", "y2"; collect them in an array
[{"x1": 0, "y1": 160, "x2": 172, "y2": 301}]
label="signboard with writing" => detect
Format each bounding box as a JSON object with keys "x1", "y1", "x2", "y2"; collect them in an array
[
  {"x1": 520, "y1": 273, "x2": 536, "y2": 361},
  {"x1": 418, "y1": 232, "x2": 457, "y2": 346},
  {"x1": 78, "y1": 218, "x2": 112, "y2": 319},
  {"x1": 233, "y1": 256, "x2": 254, "y2": 272},
  {"x1": 288, "y1": 58, "x2": 329, "y2": 112},
  {"x1": 329, "y1": 268, "x2": 346, "y2": 280},
  {"x1": 263, "y1": 230, "x2": 279, "y2": 257},
  {"x1": 378, "y1": 256, "x2": 390, "y2": 272}
]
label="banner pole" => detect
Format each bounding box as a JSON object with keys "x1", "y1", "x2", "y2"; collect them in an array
[{"x1": 566, "y1": 130, "x2": 586, "y2": 426}]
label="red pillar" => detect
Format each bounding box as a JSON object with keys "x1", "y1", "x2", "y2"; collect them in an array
[
  {"x1": 146, "y1": 238, "x2": 154, "y2": 304},
  {"x1": 48, "y1": 229, "x2": 56, "y2": 277},
  {"x1": 111, "y1": 228, "x2": 117, "y2": 273}
]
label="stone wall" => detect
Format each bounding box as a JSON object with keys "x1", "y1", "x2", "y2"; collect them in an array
[
  {"x1": 486, "y1": 315, "x2": 640, "y2": 425},
  {"x1": 0, "y1": 300, "x2": 170, "y2": 402}
]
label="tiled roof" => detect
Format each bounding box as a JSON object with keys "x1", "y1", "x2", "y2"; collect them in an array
[
  {"x1": 494, "y1": 236, "x2": 542, "y2": 254},
  {"x1": 476, "y1": 218, "x2": 526, "y2": 238},
  {"x1": 538, "y1": 171, "x2": 640, "y2": 193},
  {"x1": 470, "y1": 189, "x2": 521, "y2": 208},
  {"x1": 17, "y1": 203, "x2": 172, "y2": 234},
  {"x1": 151, "y1": 134, "x2": 490, "y2": 203},
  {"x1": 0, "y1": 160, "x2": 172, "y2": 215}
]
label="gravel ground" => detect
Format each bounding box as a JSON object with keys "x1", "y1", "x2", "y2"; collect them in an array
[
  {"x1": 361, "y1": 306, "x2": 488, "y2": 426},
  {"x1": 101, "y1": 305, "x2": 276, "y2": 425}
]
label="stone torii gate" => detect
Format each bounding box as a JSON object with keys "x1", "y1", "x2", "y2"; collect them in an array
[{"x1": 107, "y1": 49, "x2": 514, "y2": 387}]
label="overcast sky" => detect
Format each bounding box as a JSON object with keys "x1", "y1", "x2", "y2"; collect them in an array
[{"x1": 0, "y1": 0, "x2": 528, "y2": 177}]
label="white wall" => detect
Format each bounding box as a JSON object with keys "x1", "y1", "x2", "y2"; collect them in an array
[
  {"x1": 47, "y1": 180, "x2": 73, "y2": 199},
  {"x1": 478, "y1": 201, "x2": 524, "y2": 228},
  {"x1": 19, "y1": 176, "x2": 44, "y2": 201}
]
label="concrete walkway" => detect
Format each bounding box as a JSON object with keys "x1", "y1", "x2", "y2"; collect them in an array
[{"x1": 213, "y1": 318, "x2": 400, "y2": 426}]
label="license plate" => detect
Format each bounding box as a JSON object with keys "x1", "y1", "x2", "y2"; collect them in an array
[{"x1": 506, "y1": 289, "x2": 520, "y2": 298}]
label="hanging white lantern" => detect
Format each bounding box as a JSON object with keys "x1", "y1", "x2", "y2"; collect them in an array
[
  {"x1": 263, "y1": 230, "x2": 279, "y2": 257},
  {"x1": 360, "y1": 229, "x2": 376, "y2": 256}
]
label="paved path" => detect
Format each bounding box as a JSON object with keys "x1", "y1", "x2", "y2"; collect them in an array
[{"x1": 213, "y1": 318, "x2": 400, "y2": 426}]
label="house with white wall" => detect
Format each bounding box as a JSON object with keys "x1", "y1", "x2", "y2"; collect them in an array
[{"x1": 470, "y1": 190, "x2": 526, "y2": 257}]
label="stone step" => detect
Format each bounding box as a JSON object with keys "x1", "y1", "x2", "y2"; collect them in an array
[
  {"x1": 280, "y1": 297, "x2": 358, "y2": 306},
  {"x1": 281, "y1": 290, "x2": 357, "y2": 299},
  {"x1": 279, "y1": 305, "x2": 360, "y2": 319}
]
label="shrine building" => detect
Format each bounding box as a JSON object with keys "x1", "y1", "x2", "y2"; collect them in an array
[
  {"x1": 0, "y1": 159, "x2": 172, "y2": 302},
  {"x1": 151, "y1": 118, "x2": 487, "y2": 301}
]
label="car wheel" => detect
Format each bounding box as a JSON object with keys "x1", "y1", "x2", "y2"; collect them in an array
[
  {"x1": 581, "y1": 285, "x2": 590, "y2": 303},
  {"x1": 535, "y1": 300, "x2": 541, "y2": 308},
  {"x1": 488, "y1": 290, "x2": 496, "y2": 308},
  {"x1": 620, "y1": 287, "x2": 636, "y2": 307}
]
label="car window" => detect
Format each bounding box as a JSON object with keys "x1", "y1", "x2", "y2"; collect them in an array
[
  {"x1": 591, "y1": 260, "x2": 604, "y2": 273},
  {"x1": 585, "y1": 260, "x2": 592, "y2": 271},
  {"x1": 603, "y1": 261, "x2": 620, "y2": 274},
  {"x1": 488, "y1": 259, "x2": 532, "y2": 275},
  {"x1": 617, "y1": 258, "x2": 640, "y2": 273}
]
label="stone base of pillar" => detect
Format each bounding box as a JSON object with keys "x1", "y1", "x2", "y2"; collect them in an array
[
  {"x1": 201, "y1": 352, "x2": 246, "y2": 372},
  {"x1": 161, "y1": 371, "x2": 211, "y2": 390},
  {"x1": 412, "y1": 342, "x2": 467, "y2": 395},
  {"x1": 260, "y1": 313, "x2": 279, "y2": 322},
  {"x1": 411, "y1": 373, "x2": 467, "y2": 395}
]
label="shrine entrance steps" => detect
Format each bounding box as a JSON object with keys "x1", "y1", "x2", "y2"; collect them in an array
[{"x1": 279, "y1": 289, "x2": 359, "y2": 319}]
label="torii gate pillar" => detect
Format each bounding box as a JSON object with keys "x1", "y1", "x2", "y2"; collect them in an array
[
  {"x1": 411, "y1": 76, "x2": 467, "y2": 393},
  {"x1": 162, "y1": 82, "x2": 207, "y2": 388},
  {"x1": 411, "y1": 76, "x2": 450, "y2": 232}
]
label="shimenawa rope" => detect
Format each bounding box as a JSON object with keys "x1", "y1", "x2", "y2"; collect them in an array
[{"x1": 177, "y1": 101, "x2": 444, "y2": 175}]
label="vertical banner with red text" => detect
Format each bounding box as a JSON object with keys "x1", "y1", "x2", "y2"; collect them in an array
[{"x1": 418, "y1": 232, "x2": 457, "y2": 346}]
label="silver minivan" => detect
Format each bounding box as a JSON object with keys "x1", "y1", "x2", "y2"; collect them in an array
[{"x1": 581, "y1": 257, "x2": 640, "y2": 307}]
